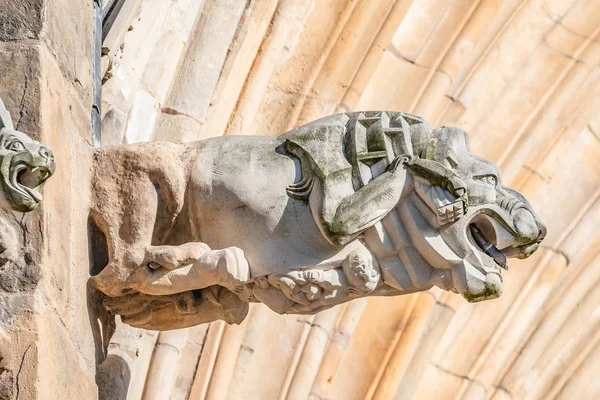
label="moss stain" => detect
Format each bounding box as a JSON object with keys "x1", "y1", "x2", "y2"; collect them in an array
[{"x1": 463, "y1": 282, "x2": 501, "y2": 303}]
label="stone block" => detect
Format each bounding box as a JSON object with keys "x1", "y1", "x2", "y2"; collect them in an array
[
  {"x1": 43, "y1": 0, "x2": 93, "y2": 106},
  {"x1": 0, "y1": 0, "x2": 43, "y2": 41},
  {"x1": 360, "y1": 51, "x2": 431, "y2": 111},
  {"x1": 0, "y1": 293, "x2": 37, "y2": 400},
  {"x1": 0, "y1": 1, "x2": 95, "y2": 399},
  {"x1": 0, "y1": 43, "x2": 42, "y2": 137},
  {"x1": 139, "y1": 0, "x2": 205, "y2": 102},
  {"x1": 101, "y1": 0, "x2": 175, "y2": 112},
  {"x1": 123, "y1": 90, "x2": 159, "y2": 143},
  {"x1": 37, "y1": 310, "x2": 97, "y2": 399},
  {"x1": 101, "y1": 106, "x2": 127, "y2": 146},
  {"x1": 38, "y1": 45, "x2": 96, "y2": 367},
  {"x1": 0, "y1": 45, "x2": 47, "y2": 372},
  {"x1": 0, "y1": 36, "x2": 95, "y2": 373},
  {"x1": 156, "y1": 0, "x2": 247, "y2": 138},
  {"x1": 1, "y1": 0, "x2": 93, "y2": 107},
  {"x1": 412, "y1": 364, "x2": 464, "y2": 399},
  {"x1": 153, "y1": 112, "x2": 202, "y2": 143}
]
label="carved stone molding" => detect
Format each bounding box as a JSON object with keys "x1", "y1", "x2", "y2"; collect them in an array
[{"x1": 90, "y1": 111, "x2": 546, "y2": 330}]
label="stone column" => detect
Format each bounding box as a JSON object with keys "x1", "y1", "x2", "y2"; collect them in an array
[{"x1": 0, "y1": 1, "x2": 97, "y2": 398}]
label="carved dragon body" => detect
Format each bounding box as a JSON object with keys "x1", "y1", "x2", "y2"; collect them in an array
[{"x1": 90, "y1": 112, "x2": 545, "y2": 330}]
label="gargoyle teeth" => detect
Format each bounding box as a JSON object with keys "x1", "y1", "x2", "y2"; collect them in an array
[{"x1": 147, "y1": 261, "x2": 162, "y2": 270}]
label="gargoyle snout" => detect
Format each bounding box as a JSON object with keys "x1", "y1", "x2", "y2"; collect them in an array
[
  {"x1": 39, "y1": 146, "x2": 53, "y2": 162},
  {"x1": 514, "y1": 208, "x2": 544, "y2": 243},
  {"x1": 38, "y1": 145, "x2": 56, "y2": 176},
  {"x1": 497, "y1": 187, "x2": 546, "y2": 246}
]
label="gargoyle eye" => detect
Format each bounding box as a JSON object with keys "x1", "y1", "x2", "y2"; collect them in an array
[
  {"x1": 475, "y1": 174, "x2": 497, "y2": 187},
  {"x1": 7, "y1": 140, "x2": 25, "y2": 151}
]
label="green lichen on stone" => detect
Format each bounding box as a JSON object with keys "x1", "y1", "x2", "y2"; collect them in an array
[{"x1": 463, "y1": 282, "x2": 501, "y2": 303}]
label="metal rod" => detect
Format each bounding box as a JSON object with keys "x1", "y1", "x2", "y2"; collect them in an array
[
  {"x1": 470, "y1": 224, "x2": 509, "y2": 270},
  {"x1": 92, "y1": 0, "x2": 103, "y2": 147}
]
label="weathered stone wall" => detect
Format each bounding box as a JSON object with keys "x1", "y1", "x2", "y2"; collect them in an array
[{"x1": 0, "y1": 1, "x2": 97, "y2": 398}]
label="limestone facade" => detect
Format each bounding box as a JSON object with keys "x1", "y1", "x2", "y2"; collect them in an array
[{"x1": 1, "y1": 0, "x2": 600, "y2": 399}]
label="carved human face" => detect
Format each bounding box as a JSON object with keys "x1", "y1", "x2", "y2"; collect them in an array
[
  {"x1": 411, "y1": 127, "x2": 546, "y2": 302},
  {"x1": 342, "y1": 249, "x2": 381, "y2": 293},
  {"x1": 0, "y1": 129, "x2": 55, "y2": 212}
]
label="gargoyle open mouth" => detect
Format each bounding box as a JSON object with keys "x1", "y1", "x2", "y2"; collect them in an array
[
  {"x1": 2, "y1": 154, "x2": 55, "y2": 212},
  {"x1": 10, "y1": 162, "x2": 52, "y2": 204},
  {"x1": 465, "y1": 203, "x2": 544, "y2": 271}
]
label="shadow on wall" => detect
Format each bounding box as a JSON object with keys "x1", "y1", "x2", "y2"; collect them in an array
[
  {"x1": 87, "y1": 213, "x2": 126, "y2": 398},
  {"x1": 88, "y1": 280, "x2": 125, "y2": 399},
  {"x1": 96, "y1": 353, "x2": 131, "y2": 400},
  {"x1": 87, "y1": 209, "x2": 114, "y2": 360}
]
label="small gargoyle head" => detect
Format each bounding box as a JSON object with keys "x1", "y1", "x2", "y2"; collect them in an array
[{"x1": 0, "y1": 101, "x2": 55, "y2": 212}]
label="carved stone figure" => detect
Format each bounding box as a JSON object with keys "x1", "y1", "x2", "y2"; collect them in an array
[
  {"x1": 0, "y1": 99, "x2": 55, "y2": 213},
  {"x1": 89, "y1": 111, "x2": 546, "y2": 330},
  {"x1": 0, "y1": 98, "x2": 55, "y2": 386},
  {"x1": 0, "y1": 97, "x2": 55, "y2": 289}
]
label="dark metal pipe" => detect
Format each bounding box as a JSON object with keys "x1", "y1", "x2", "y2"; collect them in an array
[
  {"x1": 470, "y1": 224, "x2": 509, "y2": 270},
  {"x1": 92, "y1": 0, "x2": 103, "y2": 147}
]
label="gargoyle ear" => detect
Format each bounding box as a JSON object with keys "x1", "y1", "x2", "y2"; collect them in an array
[
  {"x1": 431, "y1": 127, "x2": 470, "y2": 155},
  {"x1": 0, "y1": 97, "x2": 15, "y2": 131}
]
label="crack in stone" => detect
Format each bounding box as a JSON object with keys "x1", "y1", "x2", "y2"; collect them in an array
[
  {"x1": 542, "y1": 41, "x2": 591, "y2": 67},
  {"x1": 240, "y1": 345, "x2": 255, "y2": 355},
  {"x1": 494, "y1": 385, "x2": 513, "y2": 397},
  {"x1": 18, "y1": 214, "x2": 28, "y2": 246},
  {"x1": 523, "y1": 165, "x2": 548, "y2": 182},
  {"x1": 435, "y1": 300, "x2": 457, "y2": 313},
  {"x1": 16, "y1": 75, "x2": 29, "y2": 130},
  {"x1": 310, "y1": 323, "x2": 331, "y2": 338},
  {"x1": 160, "y1": 107, "x2": 203, "y2": 127},
  {"x1": 338, "y1": 102, "x2": 352, "y2": 112},
  {"x1": 155, "y1": 342, "x2": 181, "y2": 353},
  {"x1": 386, "y1": 45, "x2": 454, "y2": 85},
  {"x1": 541, "y1": 4, "x2": 600, "y2": 45},
  {"x1": 539, "y1": 244, "x2": 570, "y2": 265},
  {"x1": 433, "y1": 363, "x2": 485, "y2": 387},
  {"x1": 588, "y1": 124, "x2": 600, "y2": 142},
  {"x1": 15, "y1": 342, "x2": 33, "y2": 399},
  {"x1": 278, "y1": 89, "x2": 328, "y2": 102}
]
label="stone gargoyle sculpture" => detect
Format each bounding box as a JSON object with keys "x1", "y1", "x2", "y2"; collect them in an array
[
  {"x1": 89, "y1": 111, "x2": 546, "y2": 330},
  {"x1": 0, "y1": 99, "x2": 55, "y2": 213},
  {"x1": 0, "y1": 97, "x2": 54, "y2": 298}
]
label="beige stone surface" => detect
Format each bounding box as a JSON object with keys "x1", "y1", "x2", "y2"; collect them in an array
[{"x1": 0, "y1": 0, "x2": 97, "y2": 399}]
